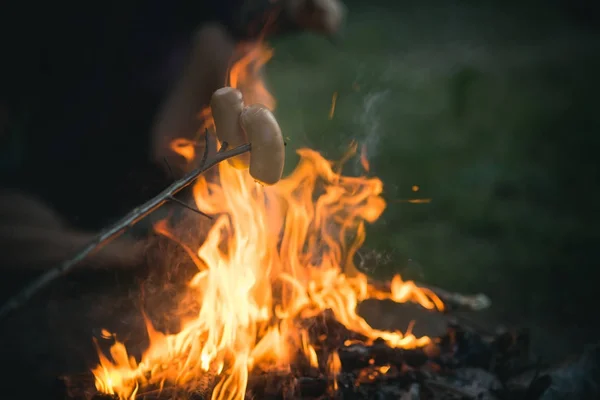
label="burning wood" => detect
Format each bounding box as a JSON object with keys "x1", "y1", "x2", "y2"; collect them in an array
[
  {"x1": 70, "y1": 138, "x2": 459, "y2": 399},
  {"x1": 61, "y1": 307, "x2": 570, "y2": 400}
]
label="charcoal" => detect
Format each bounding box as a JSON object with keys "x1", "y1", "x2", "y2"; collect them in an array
[
  {"x1": 339, "y1": 343, "x2": 372, "y2": 370},
  {"x1": 403, "y1": 349, "x2": 429, "y2": 368},
  {"x1": 57, "y1": 311, "x2": 597, "y2": 400},
  {"x1": 438, "y1": 322, "x2": 494, "y2": 370},
  {"x1": 296, "y1": 376, "x2": 328, "y2": 398}
]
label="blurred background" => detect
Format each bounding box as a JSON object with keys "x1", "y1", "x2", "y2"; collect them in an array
[
  {"x1": 1, "y1": 0, "x2": 599, "y2": 357},
  {"x1": 266, "y1": 0, "x2": 600, "y2": 347}
]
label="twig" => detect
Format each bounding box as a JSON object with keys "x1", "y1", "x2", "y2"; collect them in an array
[
  {"x1": 0, "y1": 141, "x2": 251, "y2": 321},
  {"x1": 165, "y1": 130, "x2": 213, "y2": 220},
  {"x1": 167, "y1": 195, "x2": 212, "y2": 220}
]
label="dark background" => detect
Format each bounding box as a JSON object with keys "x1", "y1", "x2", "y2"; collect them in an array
[{"x1": 1, "y1": 0, "x2": 599, "y2": 377}]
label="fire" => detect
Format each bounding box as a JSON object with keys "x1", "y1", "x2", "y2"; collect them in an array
[
  {"x1": 360, "y1": 143, "x2": 370, "y2": 172},
  {"x1": 92, "y1": 41, "x2": 443, "y2": 400}
]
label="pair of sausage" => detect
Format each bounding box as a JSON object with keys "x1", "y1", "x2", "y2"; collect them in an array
[{"x1": 210, "y1": 87, "x2": 285, "y2": 186}]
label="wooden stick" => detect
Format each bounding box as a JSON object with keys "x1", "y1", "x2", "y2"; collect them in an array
[
  {"x1": 0, "y1": 139, "x2": 251, "y2": 320},
  {"x1": 367, "y1": 278, "x2": 491, "y2": 312}
]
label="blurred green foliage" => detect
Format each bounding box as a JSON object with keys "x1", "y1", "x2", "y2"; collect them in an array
[{"x1": 265, "y1": 2, "x2": 600, "y2": 325}]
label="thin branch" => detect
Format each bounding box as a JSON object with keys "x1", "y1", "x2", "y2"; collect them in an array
[
  {"x1": 167, "y1": 195, "x2": 213, "y2": 220},
  {"x1": 0, "y1": 142, "x2": 251, "y2": 321}
]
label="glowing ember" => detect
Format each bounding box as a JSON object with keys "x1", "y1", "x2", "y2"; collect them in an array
[{"x1": 92, "y1": 41, "x2": 443, "y2": 400}]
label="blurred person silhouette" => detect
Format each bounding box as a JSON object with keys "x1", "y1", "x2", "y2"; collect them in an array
[{"x1": 0, "y1": 0, "x2": 345, "y2": 272}]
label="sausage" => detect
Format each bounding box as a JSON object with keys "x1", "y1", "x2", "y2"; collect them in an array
[
  {"x1": 210, "y1": 87, "x2": 250, "y2": 169},
  {"x1": 240, "y1": 104, "x2": 285, "y2": 185}
]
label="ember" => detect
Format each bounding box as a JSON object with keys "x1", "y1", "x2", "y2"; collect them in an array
[
  {"x1": 64, "y1": 308, "x2": 563, "y2": 400},
  {"x1": 58, "y1": 41, "x2": 572, "y2": 400}
]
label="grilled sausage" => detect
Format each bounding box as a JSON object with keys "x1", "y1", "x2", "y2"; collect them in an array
[
  {"x1": 210, "y1": 87, "x2": 251, "y2": 169},
  {"x1": 240, "y1": 104, "x2": 285, "y2": 185}
]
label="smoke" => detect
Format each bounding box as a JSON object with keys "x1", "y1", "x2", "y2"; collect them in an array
[{"x1": 353, "y1": 90, "x2": 390, "y2": 176}]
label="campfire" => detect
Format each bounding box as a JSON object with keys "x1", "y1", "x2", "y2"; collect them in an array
[{"x1": 58, "y1": 42, "x2": 561, "y2": 400}]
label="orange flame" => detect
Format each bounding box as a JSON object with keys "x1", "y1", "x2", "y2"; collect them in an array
[
  {"x1": 227, "y1": 43, "x2": 275, "y2": 110},
  {"x1": 92, "y1": 41, "x2": 443, "y2": 400},
  {"x1": 170, "y1": 138, "x2": 198, "y2": 163},
  {"x1": 360, "y1": 143, "x2": 370, "y2": 172},
  {"x1": 328, "y1": 350, "x2": 341, "y2": 391}
]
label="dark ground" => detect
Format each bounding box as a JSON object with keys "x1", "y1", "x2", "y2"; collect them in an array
[{"x1": 0, "y1": 0, "x2": 599, "y2": 398}]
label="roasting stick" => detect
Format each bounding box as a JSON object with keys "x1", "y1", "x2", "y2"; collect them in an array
[{"x1": 0, "y1": 137, "x2": 251, "y2": 321}]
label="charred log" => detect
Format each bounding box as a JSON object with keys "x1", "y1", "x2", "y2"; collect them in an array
[{"x1": 58, "y1": 312, "x2": 598, "y2": 400}]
